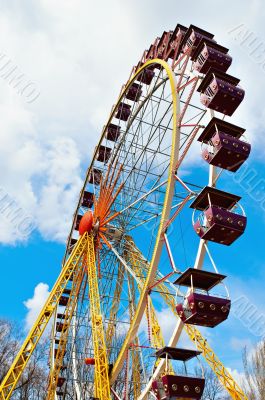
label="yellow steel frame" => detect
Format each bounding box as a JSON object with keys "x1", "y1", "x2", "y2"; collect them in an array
[
  {"x1": 105, "y1": 261, "x2": 125, "y2": 351},
  {"x1": 126, "y1": 237, "x2": 174, "y2": 374},
  {"x1": 125, "y1": 239, "x2": 164, "y2": 350},
  {"x1": 46, "y1": 254, "x2": 87, "y2": 400},
  {"x1": 86, "y1": 233, "x2": 111, "y2": 400},
  {"x1": 127, "y1": 272, "x2": 142, "y2": 399},
  {"x1": 130, "y1": 342, "x2": 141, "y2": 399},
  {"x1": 127, "y1": 237, "x2": 248, "y2": 400},
  {"x1": 0, "y1": 233, "x2": 88, "y2": 400}
]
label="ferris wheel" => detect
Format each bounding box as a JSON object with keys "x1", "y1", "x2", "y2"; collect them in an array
[{"x1": 0, "y1": 24, "x2": 251, "y2": 400}]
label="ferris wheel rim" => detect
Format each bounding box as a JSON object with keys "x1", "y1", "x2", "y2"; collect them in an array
[{"x1": 109, "y1": 57, "x2": 180, "y2": 383}]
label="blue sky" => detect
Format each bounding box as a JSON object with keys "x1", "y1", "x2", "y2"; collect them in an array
[{"x1": 0, "y1": 0, "x2": 265, "y2": 387}]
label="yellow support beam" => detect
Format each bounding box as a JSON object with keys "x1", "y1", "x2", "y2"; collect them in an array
[
  {"x1": 126, "y1": 237, "x2": 167, "y2": 349},
  {"x1": 125, "y1": 238, "x2": 174, "y2": 374},
  {"x1": 46, "y1": 255, "x2": 87, "y2": 400},
  {"x1": 126, "y1": 237, "x2": 248, "y2": 400},
  {"x1": 86, "y1": 234, "x2": 111, "y2": 400},
  {"x1": 105, "y1": 261, "x2": 125, "y2": 352},
  {"x1": 0, "y1": 233, "x2": 88, "y2": 400},
  {"x1": 127, "y1": 272, "x2": 142, "y2": 399}
]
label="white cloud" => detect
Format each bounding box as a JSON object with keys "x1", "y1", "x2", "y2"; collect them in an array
[
  {"x1": 23, "y1": 282, "x2": 50, "y2": 330},
  {"x1": 0, "y1": 0, "x2": 264, "y2": 245}
]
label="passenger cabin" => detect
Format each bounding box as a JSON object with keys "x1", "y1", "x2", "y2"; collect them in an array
[
  {"x1": 54, "y1": 339, "x2": 66, "y2": 358},
  {"x1": 156, "y1": 31, "x2": 172, "y2": 59},
  {"x1": 166, "y1": 24, "x2": 187, "y2": 60},
  {"x1": 175, "y1": 268, "x2": 231, "y2": 328},
  {"x1": 192, "y1": 39, "x2": 232, "y2": 74},
  {"x1": 191, "y1": 186, "x2": 247, "y2": 245},
  {"x1": 88, "y1": 168, "x2": 102, "y2": 185},
  {"x1": 74, "y1": 215, "x2": 82, "y2": 231},
  {"x1": 181, "y1": 25, "x2": 214, "y2": 57},
  {"x1": 56, "y1": 322, "x2": 66, "y2": 333},
  {"x1": 125, "y1": 82, "x2": 142, "y2": 102},
  {"x1": 68, "y1": 237, "x2": 77, "y2": 256},
  {"x1": 198, "y1": 117, "x2": 251, "y2": 171},
  {"x1": 136, "y1": 62, "x2": 155, "y2": 85},
  {"x1": 198, "y1": 68, "x2": 245, "y2": 116},
  {"x1": 96, "y1": 145, "x2": 112, "y2": 163},
  {"x1": 58, "y1": 296, "x2": 69, "y2": 306},
  {"x1": 70, "y1": 238, "x2": 77, "y2": 247},
  {"x1": 115, "y1": 102, "x2": 131, "y2": 121},
  {"x1": 57, "y1": 377, "x2": 65, "y2": 388},
  {"x1": 106, "y1": 123, "x2": 121, "y2": 142},
  {"x1": 152, "y1": 347, "x2": 205, "y2": 399},
  {"x1": 59, "y1": 288, "x2": 71, "y2": 306},
  {"x1": 146, "y1": 41, "x2": 157, "y2": 60},
  {"x1": 81, "y1": 191, "x2": 94, "y2": 208}
]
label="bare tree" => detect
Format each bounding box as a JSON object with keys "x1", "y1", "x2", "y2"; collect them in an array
[
  {"x1": 243, "y1": 341, "x2": 265, "y2": 400},
  {"x1": 12, "y1": 341, "x2": 49, "y2": 400},
  {"x1": 0, "y1": 319, "x2": 21, "y2": 382},
  {"x1": 197, "y1": 367, "x2": 227, "y2": 400},
  {"x1": 0, "y1": 319, "x2": 49, "y2": 400}
]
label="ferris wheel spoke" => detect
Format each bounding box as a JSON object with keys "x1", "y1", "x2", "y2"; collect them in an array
[
  {"x1": 109, "y1": 243, "x2": 143, "y2": 287},
  {"x1": 121, "y1": 105, "x2": 206, "y2": 230}
]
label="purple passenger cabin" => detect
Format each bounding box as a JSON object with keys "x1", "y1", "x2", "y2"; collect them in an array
[
  {"x1": 198, "y1": 68, "x2": 245, "y2": 116},
  {"x1": 115, "y1": 102, "x2": 131, "y2": 121},
  {"x1": 166, "y1": 24, "x2": 187, "y2": 60},
  {"x1": 81, "y1": 191, "x2": 94, "y2": 208},
  {"x1": 175, "y1": 268, "x2": 231, "y2": 328},
  {"x1": 198, "y1": 117, "x2": 251, "y2": 172},
  {"x1": 156, "y1": 31, "x2": 172, "y2": 60},
  {"x1": 57, "y1": 377, "x2": 65, "y2": 388},
  {"x1": 125, "y1": 82, "x2": 142, "y2": 102},
  {"x1": 152, "y1": 347, "x2": 205, "y2": 399},
  {"x1": 192, "y1": 39, "x2": 232, "y2": 74},
  {"x1": 145, "y1": 39, "x2": 159, "y2": 60},
  {"x1": 181, "y1": 25, "x2": 214, "y2": 57},
  {"x1": 106, "y1": 123, "x2": 121, "y2": 142},
  {"x1": 96, "y1": 145, "x2": 112, "y2": 163},
  {"x1": 191, "y1": 186, "x2": 247, "y2": 245},
  {"x1": 74, "y1": 214, "x2": 82, "y2": 230},
  {"x1": 59, "y1": 288, "x2": 71, "y2": 307},
  {"x1": 88, "y1": 168, "x2": 102, "y2": 185},
  {"x1": 136, "y1": 62, "x2": 155, "y2": 85}
]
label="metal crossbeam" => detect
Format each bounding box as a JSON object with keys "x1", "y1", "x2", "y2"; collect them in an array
[
  {"x1": 86, "y1": 233, "x2": 111, "y2": 399},
  {"x1": 127, "y1": 272, "x2": 142, "y2": 399},
  {"x1": 105, "y1": 261, "x2": 125, "y2": 351},
  {"x1": 125, "y1": 238, "x2": 174, "y2": 374}
]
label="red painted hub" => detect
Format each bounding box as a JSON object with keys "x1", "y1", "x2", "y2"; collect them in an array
[
  {"x1": 79, "y1": 211, "x2": 94, "y2": 235},
  {"x1": 84, "y1": 357, "x2": 95, "y2": 365}
]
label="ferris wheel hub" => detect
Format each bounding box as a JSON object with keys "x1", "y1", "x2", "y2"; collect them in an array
[{"x1": 79, "y1": 211, "x2": 94, "y2": 235}]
